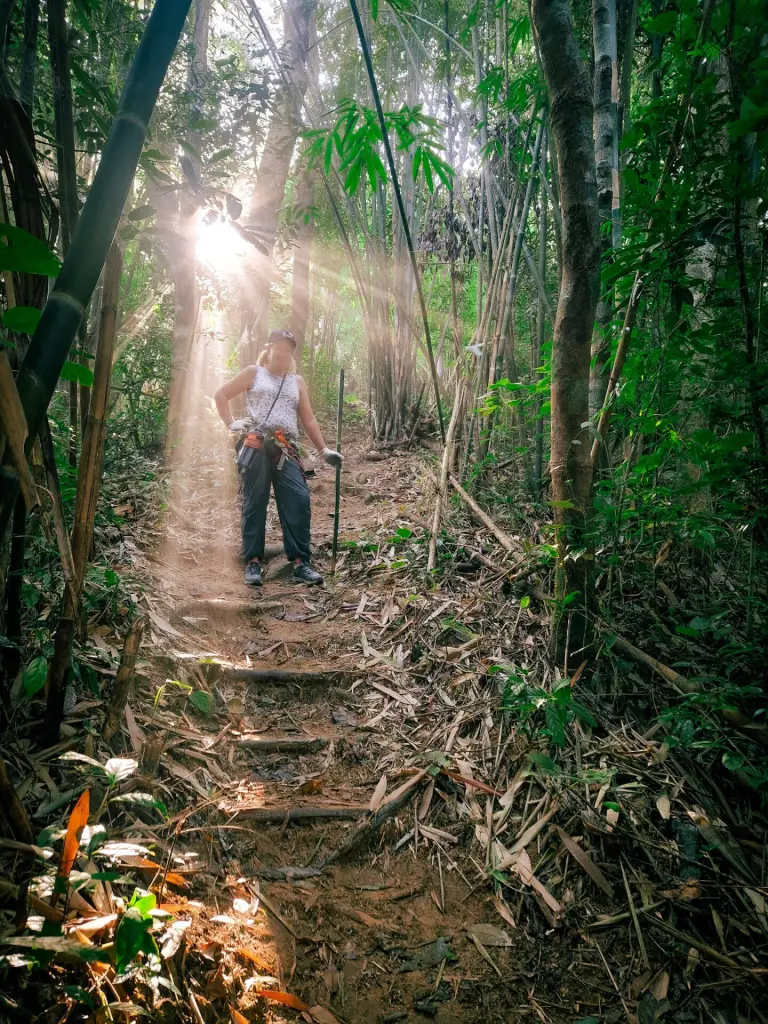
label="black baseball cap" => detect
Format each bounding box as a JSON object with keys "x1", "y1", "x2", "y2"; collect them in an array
[{"x1": 268, "y1": 328, "x2": 296, "y2": 349}]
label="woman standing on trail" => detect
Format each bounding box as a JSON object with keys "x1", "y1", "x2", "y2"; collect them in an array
[{"x1": 214, "y1": 328, "x2": 343, "y2": 587}]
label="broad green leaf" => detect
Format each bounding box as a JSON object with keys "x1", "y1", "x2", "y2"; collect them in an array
[
  {"x1": 528, "y1": 752, "x2": 560, "y2": 774},
  {"x1": 189, "y1": 690, "x2": 212, "y2": 715},
  {"x1": 571, "y1": 702, "x2": 597, "y2": 727},
  {"x1": 647, "y1": 11, "x2": 678, "y2": 34},
  {"x1": 371, "y1": 0, "x2": 378, "y2": 20},
  {"x1": 0, "y1": 223, "x2": 61, "y2": 277},
  {"x1": 60, "y1": 361, "x2": 94, "y2": 387},
  {"x1": 545, "y1": 704, "x2": 566, "y2": 747},
  {"x1": 209, "y1": 147, "x2": 234, "y2": 163},
  {"x1": 115, "y1": 907, "x2": 154, "y2": 973},
  {"x1": 23, "y1": 656, "x2": 48, "y2": 697},
  {"x1": 2, "y1": 306, "x2": 41, "y2": 333},
  {"x1": 129, "y1": 891, "x2": 157, "y2": 914}
]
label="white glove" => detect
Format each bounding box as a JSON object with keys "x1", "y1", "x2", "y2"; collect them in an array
[
  {"x1": 323, "y1": 447, "x2": 343, "y2": 467},
  {"x1": 228, "y1": 419, "x2": 249, "y2": 433}
]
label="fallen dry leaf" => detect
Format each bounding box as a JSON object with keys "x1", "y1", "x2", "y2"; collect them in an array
[
  {"x1": 257, "y1": 990, "x2": 309, "y2": 1012},
  {"x1": 656, "y1": 792, "x2": 671, "y2": 820},
  {"x1": 56, "y1": 789, "x2": 90, "y2": 898},
  {"x1": 369, "y1": 772, "x2": 387, "y2": 812},
  {"x1": 556, "y1": 826, "x2": 614, "y2": 897},
  {"x1": 308, "y1": 1006, "x2": 343, "y2": 1024},
  {"x1": 238, "y1": 947, "x2": 274, "y2": 972},
  {"x1": 467, "y1": 922, "x2": 513, "y2": 947},
  {"x1": 491, "y1": 895, "x2": 516, "y2": 930}
]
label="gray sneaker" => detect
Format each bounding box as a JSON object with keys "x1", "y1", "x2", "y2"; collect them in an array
[
  {"x1": 245, "y1": 560, "x2": 263, "y2": 586},
  {"x1": 293, "y1": 561, "x2": 322, "y2": 585}
]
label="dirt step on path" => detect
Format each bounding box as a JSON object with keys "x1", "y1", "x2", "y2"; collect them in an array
[{"x1": 142, "y1": 425, "x2": 520, "y2": 1023}]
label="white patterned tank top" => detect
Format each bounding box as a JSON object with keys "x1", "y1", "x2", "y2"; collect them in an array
[{"x1": 246, "y1": 365, "x2": 300, "y2": 438}]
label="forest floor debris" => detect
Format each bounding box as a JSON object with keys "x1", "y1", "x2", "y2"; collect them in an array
[{"x1": 2, "y1": 418, "x2": 767, "y2": 1023}]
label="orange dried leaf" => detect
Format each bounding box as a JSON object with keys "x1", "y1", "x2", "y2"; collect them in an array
[
  {"x1": 58, "y1": 789, "x2": 90, "y2": 884},
  {"x1": 257, "y1": 990, "x2": 310, "y2": 1012},
  {"x1": 133, "y1": 858, "x2": 187, "y2": 888},
  {"x1": 229, "y1": 1007, "x2": 249, "y2": 1024},
  {"x1": 237, "y1": 947, "x2": 273, "y2": 972}
]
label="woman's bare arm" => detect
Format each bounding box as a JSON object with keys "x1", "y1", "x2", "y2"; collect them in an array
[
  {"x1": 297, "y1": 377, "x2": 328, "y2": 452},
  {"x1": 214, "y1": 365, "x2": 257, "y2": 426}
]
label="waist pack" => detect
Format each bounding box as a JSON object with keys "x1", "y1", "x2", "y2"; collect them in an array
[{"x1": 237, "y1": 428, "x2": 303, "y2": 475}]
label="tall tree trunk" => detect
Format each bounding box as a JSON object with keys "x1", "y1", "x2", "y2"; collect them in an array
[
  {"x1": 166, "y1": 0, "x2": 209, "y2": 442},
  {"x1": 590, "y1": 0, "x2": 619, "y2": 421},
  {"x1": 531, "y1": 0, "x2": 601, "y2": 669},
  {"x1": 246, "y1": 0, "x2": 315, "y2": 359}
]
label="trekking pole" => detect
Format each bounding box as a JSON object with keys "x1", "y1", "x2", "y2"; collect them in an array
[{"x1": 331, "y1": 367, "x2": 345, "y2": 573}]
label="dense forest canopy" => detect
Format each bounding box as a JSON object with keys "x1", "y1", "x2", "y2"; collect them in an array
[{"x1": 0, "y1": 0, "x2": 767, "y2": 1017}]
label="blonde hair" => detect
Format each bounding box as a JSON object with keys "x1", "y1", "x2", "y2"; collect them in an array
[{"x1": 256, "y1": 346, "x2": 297, "y2": 373}]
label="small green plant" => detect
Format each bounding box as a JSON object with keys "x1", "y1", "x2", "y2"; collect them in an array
[{"x1": 497, "y1": 668, "x2": 597, "y2": 747}]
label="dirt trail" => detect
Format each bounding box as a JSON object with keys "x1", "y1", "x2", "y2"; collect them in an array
[{"x1": 133, "y1": 390, "x2": 533, "y2": 1023}]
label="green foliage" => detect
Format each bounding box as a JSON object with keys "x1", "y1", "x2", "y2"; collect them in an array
[
  {"x1": 115, "y1": 892, "x2": 159, "y2": 974},
  {"x1": 0, "y1": 223, "x2": 61, "y2": 277},
  {"x1": 2, "y1": 306, "x2": 42, "y2": 333},
  {"x1": 302, "y1": 100, "x2": 453, "y2": 196},
  {"x1": 498, "y1": 668, "x2": 596, "y2": 748},
  {"x1": 23, "y1": 656, "x2": 48, "y2": 697}
]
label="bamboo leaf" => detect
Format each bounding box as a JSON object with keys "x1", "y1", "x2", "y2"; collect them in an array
[
  {"x1": 0, "y1": 223, "x2": 61, "y2": 277},
  {"x1": 60, "y1": 361, "x2": 95, "y2": 387},
  {"x1": 2, "y1": 306, "x2": 42, "y2": 333},
  {"x1": 556, "y1": 827, "x2": 614, "y2": 896},
  {"x1": 647, "y1": 11, "x2": 677, "y2": 34}
]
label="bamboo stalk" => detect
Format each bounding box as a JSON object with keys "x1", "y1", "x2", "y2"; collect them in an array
[
  {"x1": 103, "y1": 616, "x2": 146, "y2": 744},
  {"x1": 43, "y1": 244, "x2": 123, "y2": 743},
  {"x1": 428, "y1": 380, "x2": 466, "y2": 571},
  {"x1": 347, "y1": 0, "x2": 445, "y2": 442},
  {"x1": 0, "y1": 757, "x2": 33, "y2": 845},
  {"x1": 331, "y1": 367, "x2": 345, "y2": 572},
  {"x1": 0, "y1": 0, "x2": 194, "y2": 536},
  {"x1": 70, "y1": 243, "x2": 122, "y2": 582}
]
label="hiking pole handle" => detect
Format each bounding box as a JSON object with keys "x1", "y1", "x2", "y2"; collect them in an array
[{"x1": 331, "y1": 368, "x2": 345, "y2": 573}]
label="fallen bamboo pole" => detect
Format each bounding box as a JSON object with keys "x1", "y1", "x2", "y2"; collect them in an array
[
  {"x1": 448, "y1": 475, "x2": 521, "y2": 554},
  {"x1": 221, "y1": 667, "x2": 349, "y2": 686},
  {"x1": 231, "y1": 806, "x2": 367, "y2": 823},
  {"x1": 320, "y1": 769, "x2": 428, "y2": 868},
  {"x1": 609, "y1": 633, "x2": 768, "y2": 750},
  {"x1": 237, "y1": 736, "x2": 329, "y2": 753}
]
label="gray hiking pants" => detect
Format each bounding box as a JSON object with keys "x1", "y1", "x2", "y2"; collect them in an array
[{"x1": 239, "y1": 448, "x2": 311, "y2": 564}]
